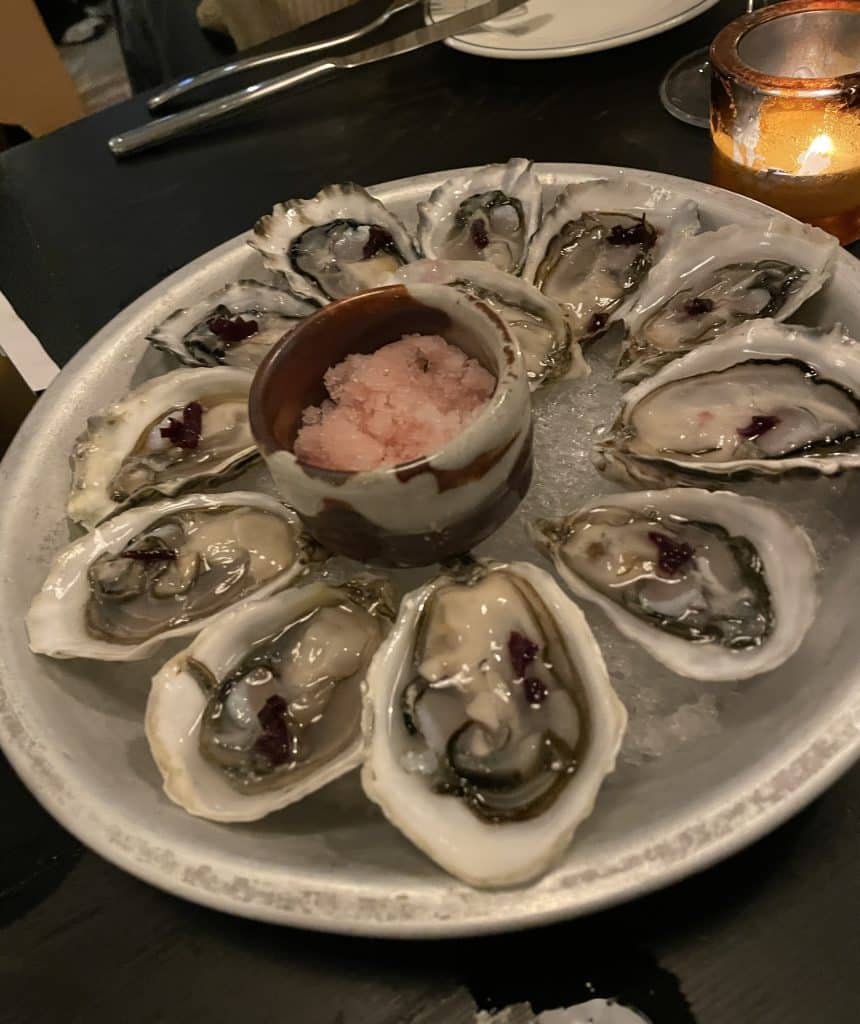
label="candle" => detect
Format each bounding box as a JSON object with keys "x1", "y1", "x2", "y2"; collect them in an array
[{"x1": 711, "y1": 0, "x2": 860, "y2": 244}]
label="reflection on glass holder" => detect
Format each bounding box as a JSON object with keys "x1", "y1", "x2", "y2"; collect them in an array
[{"x1": 711, "y1": 0, "x2": 860, "y2": 244}]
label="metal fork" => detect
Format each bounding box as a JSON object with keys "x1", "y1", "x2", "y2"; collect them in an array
[{"x1": 147, "y1": 0, "x2": 423, "y2": 112}]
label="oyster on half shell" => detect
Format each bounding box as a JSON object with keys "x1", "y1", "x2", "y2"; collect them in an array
[
  {"x1": 389, "y1": 258, "x2": 588, "y2": 387},
  {"x1": 68, "y1": 367, "x2": 257, "y2": 530},
  {"x1": 149, "y1": 281, "x2": 315, "y2": 369},
  {"x1": 250, "y1": 182, "x2": 417, "y2": 303},
  {"x1": 595, "y1": 320, "x2": 860, "y2": 487},
  {"x1": 531, "y1": 489, "x2": 818, "y2": 681},
  {"x1": 617, "y1": 219, "x2": 838, "y2": 382},
  {"x1": 417, "y1": 158, "x2": 543, "y2": 275},
  {"x1": 27, "y1": 492, "x2": 313, "y2": 661},
  {"x1": 522, "y1": 175, "x2": 700, "y2": 343},
  {"x1": 146, "y1": 577, "x2": 394, "y2": 822},
  {"x1": 362, "y1": 560, "x2": 626, "y2": 888}
]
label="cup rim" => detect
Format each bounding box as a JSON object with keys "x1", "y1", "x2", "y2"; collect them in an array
[
  {"x1": 711, "y1": 0, "x2": 860, "y2": 98},
  {"x1": 248, "y1": 283, "x2": 524, "y2": 484}
]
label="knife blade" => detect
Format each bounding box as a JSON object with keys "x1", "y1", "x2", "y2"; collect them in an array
[{"x1": 109, "y1": 0, "x2": 524, "y2": 158}]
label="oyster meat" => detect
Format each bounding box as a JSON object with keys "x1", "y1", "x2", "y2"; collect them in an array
[
  {"x1": 390, "y1": 258, "x2": 587, "y2": 387},
  {"x1": 146, "y1": 578, "x2": 394, "y2": 821},
  {"x1": 596, "y1": 320, "x2": 860, "y2": 486},
  {"x1": 149, "y1": 281, "x2": 314, "y2": 369},
  {"x1": 522, "y1": 175, "x2": 699, "y2": 342},
  {"x1": 531, "y1": 489, "x2": 818, "y2": 681},
  {"x1": 27, "y1": 492, "x2": 310, "y2": 661},
  {"x1": 417, "y1": 158, "x2": 542, "y2": 274},
  {"x1": 68, "y1": 367, "x2": 257, "y2": 530},
  {"x1": 251, "y1": 182, "x2": 417, "y2": 303},
  {"x1": 362, "y1": 560, "x2": 626, "y2": 887},
  {"x1": 617, "y1": 219, "x2": 838, "y2": 381}
]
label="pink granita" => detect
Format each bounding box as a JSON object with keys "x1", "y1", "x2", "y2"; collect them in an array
[{"x1": 293, "y1": 334, "x2": 495, "y2": 471}]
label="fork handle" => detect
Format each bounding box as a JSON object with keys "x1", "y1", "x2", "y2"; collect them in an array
[{"x1": 109, "y1": 59, "x2": 338, "y2": 158}]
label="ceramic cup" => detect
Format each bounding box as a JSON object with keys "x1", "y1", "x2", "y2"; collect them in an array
[{"x1": 249, "y1": 283, "x2": 533, "y2": 567}]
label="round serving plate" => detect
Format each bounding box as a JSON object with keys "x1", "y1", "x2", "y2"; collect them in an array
[
  {"x1": 1, "y1": 164, "x2": 859, "y2": 938},
  {"x1": 426, "y1": 0, "x2": 721, "y2": 61}
]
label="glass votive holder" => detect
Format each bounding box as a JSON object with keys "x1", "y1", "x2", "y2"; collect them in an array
[{"x1": 711, "y1": 0, "x2": 860, "y2": 244}]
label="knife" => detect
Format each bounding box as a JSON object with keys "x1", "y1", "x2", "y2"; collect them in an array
[{"x1": 109, "y1": 0, "x2": 523, "y2": 158}]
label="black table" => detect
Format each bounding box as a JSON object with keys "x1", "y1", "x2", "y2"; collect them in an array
[{"x1": 1, "y1": 3, "x2": 858, "y2": 1021}]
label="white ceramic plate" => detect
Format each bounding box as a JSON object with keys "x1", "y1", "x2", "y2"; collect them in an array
[
  {"x1": 1, "y1": 164, "x2": 859, "y2": 937},
  {"x1": 427, "y1": 0, "x2": 721, "y2": 60}
]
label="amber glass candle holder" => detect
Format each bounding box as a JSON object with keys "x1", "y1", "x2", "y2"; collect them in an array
[{"x1": 711, "y1": 0, "x2": 860, "y2": 244}]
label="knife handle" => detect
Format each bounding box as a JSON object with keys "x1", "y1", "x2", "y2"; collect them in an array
[{"x1": 109, "y1": 59, "x2": 339, "y2": 158}]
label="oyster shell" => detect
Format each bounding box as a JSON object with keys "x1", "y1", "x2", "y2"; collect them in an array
[
  {"x1": 68, "y1": 367, "x2": 257, "y2": 530},
  {"x1": 595, "y1": 320, "x2": 860, "y2": 487},
  {"x1": 250, "y1": 182, "x2": 417, "y2": 303},
  {"x1": 148, "y1": 280, "x2": 314, "y2": 369},
  {"x1": 27, "y1": 492, "x2": 312, "y2": 661},
  {"x1": 361, "y1": 560, "x2": 626, "y2": 887},
  {"x1": 522, "y1": 175, "x2": 700, "y2": 342},
  {"x1": 617, "y1": 219, "x2": 838, "y2": 381},
  {"x1": 390, "y1": 258, "x2": 588, "y2": 387},
  {"x1": 531, "y1": 489, "x2": 818, "y2": 681},
  {"x1": 417, "y1": 158, "x2": 542, "y2": 274},
  {"x1": 146, "y1": 577, "x2": 394, "y2": 822}
]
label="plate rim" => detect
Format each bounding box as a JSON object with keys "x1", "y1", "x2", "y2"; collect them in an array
[{"x1": 1, "y1": 162, "x2": 859, "y2": 938}]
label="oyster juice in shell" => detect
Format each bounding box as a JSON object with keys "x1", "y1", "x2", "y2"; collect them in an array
[
  {"x1": 146, "y1": 578, "x2": 394, "y2": 822},
  {"x1": 68, "y1": 367, "x2": 256, "y2": 530},
  {"x1": 531, "y1": 489, "x2": 818, "y2": 681},
  {"x1": 617, "y1": 219, "x2": 838, "y2": 381},
  {"x1": 27, "y1": 492, "x2": 308, "y2": 661},
  {"x1": 362, "y1": 560, "x2": 626, "y2": 887},
  {"x1": 149, "y1": 281, "x2": 314, "y2": 369},
  {"x1": 417, "y1": 158, "x2": 543, "y2": 274}
]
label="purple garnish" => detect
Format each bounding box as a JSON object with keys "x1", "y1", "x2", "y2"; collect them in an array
[
  {"x1": 470, "y1": 219, "x2": 490, "y2": 251},
  {"x1": 649, "y1": 531, "x2": 694, "y2": 576},
  {"x1": 683, "y1": 296, "x2": 715, "y2": 317},
  {"x1": 122, "y1": 547, "x2": 176, "y2": 563},
  {"x1": 160, "y1": 401, "x2": 203, "y2": 450},
  {"x1": 588, "y1": 312, "x2": 608, "y2": 334},
  {"x1": 254, "y1": 695, "x2": 292, "y2": 767},
  {"x1": 523, "y1": 677, "x2": 549, "y2": 706},
  {"x1": 606, "y1": 216, "x2": 656, "y2": 249},
  {"x1": 508, "y1": 630, "x2": 538, "y2": 678},
  {"x1": 362, "y1": 225, "x2": 396, "y2": 259},
  {"x1": 737, "y1": 414, "x2": 780, "y2": 441},
  {"x1": 207, "y1": 315, "x2": 259, "y2": 345}
]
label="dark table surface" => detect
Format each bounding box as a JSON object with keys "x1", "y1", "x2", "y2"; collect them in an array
[{"x1": 1, "y1": 2, "x2": 859, "y2": 1021}]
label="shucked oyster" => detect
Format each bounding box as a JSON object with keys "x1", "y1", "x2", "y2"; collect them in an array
[
  {"x1": 68, "y1": 367, "x2": 257, "y2": 530},
  {"x1": 27, "y1": 492, "x2": 311, "y2": 661},
  {"x1": 417, "y1": 158, "x2": 542, "y2": 274},
  {"x1": 389, "y1": 258, "x2": 588, "y2": 387},
  {"x1": 146, "y1": 578, "x2": 394, "y2": 822},
  {"x1": 149, "y1": 281, "x2": 314, "y2": 369},
  {"x1": 362, "y1": 560, "x2": 626, "y2": 887},
  {"x1": 251, "y1": 182, "x2": 417, "y2": 303},
  {"x1": 522, "y1": 175, "x2": 699, "y2": 342},
  {"x1": 531, "y1": 489, "x2": 818, "y2": 681},
  {"x1": 617, "y1": 219, "x2": 838, "y2": 381},
  {"x1": 595, "y1": 320, "x2": 860, "y2": 487}
]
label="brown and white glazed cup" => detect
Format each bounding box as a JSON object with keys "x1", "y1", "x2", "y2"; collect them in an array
[{"x1": 249, "y1": 283, "x2": 533, "y2": 567}]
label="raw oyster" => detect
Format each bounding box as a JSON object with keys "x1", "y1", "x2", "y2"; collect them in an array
[
  {"x1": 531, "y1": 489, "x2": 818, "y2": 681},
  {"x1": 27, "y1": 492, "x2": 312, "y2": 661},
  {"x1": 68, "y1": 367, "x2": 257, "y2": 530},
  {"x1": 390, "y1": 258, "x2": 587, "y2": 387},
  {"x1": 149, "y1": 280, "x2": 314, "y2": 369},
  {"x1": 362, "y1": 560, "x2": 626, "y2": 887},
  {"x1": 146, "y1": 577, "x2": 394, "y2": 822},
  {"x1": 617, "y1": 219, "x2": 838, "y2": 381},
  {"x1": 251, "y1": 182, "x2": 417, "y2": 303},
  {"x1": 417, "y1": 158, "x2": 542, "y2": 274},
  {"x1": 522, "y1": 175, "x2": 699, "y2": 342},
  {"x1": 595, "y1": 320, "x2": 860, "y2": 487}
]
